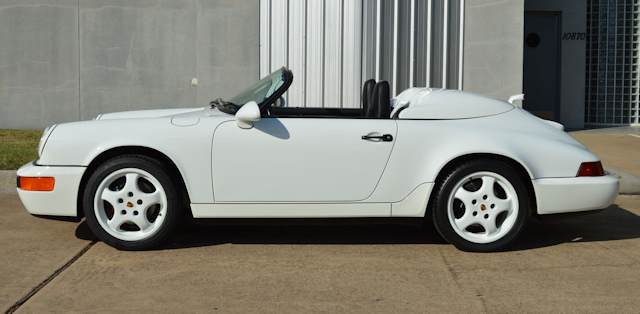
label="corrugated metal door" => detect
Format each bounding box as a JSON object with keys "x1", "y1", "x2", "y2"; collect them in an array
[{"x1": 260, "y1": 0, "x2": 465, "y2": 108}]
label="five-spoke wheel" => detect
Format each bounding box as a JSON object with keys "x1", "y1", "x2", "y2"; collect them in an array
[
  {"x1": 83, "y1": 156, "x2": 181, "y2": 250},
  {"x1": 433, "y1": 160, "x2": 529, "y2": 252}
]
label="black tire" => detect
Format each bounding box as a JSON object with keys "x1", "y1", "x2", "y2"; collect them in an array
[
  {"x1": 83, "y1": 155, "x2": 181, "y2": 250},
  {"x1": 432, "y1": 160, "x2": 529, "y2": 252}
]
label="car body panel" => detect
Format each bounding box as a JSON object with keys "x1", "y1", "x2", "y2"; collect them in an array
[
  {"x1": 533, "y1": 176, "x2": 619, "y2": 214},
  {"x1": 212, "y1": 118, "x2": 397, "y2": 202},
  {"x1": 38, "y1": 116, "x2": 231, "y2": 204},
  {"x1": 367, "y1": 108, "x2": 600, "y2": 203},
  {"x1": 395, "y1": 88, "x2": 515, "y2": 119},
  {"x1": 18, "y1": 82, "x2": 618, "y2": 221},
  {"x1": 191, "y1": 203, "x2": 391, "y2": 218},
  {"x1": 17, "y1": 162, "x2": 85, "y2": 216}
]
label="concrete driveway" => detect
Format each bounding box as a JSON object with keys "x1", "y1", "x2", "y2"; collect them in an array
[{"x1": 2, "y1": 192, "x2": 639, "y2": 313}]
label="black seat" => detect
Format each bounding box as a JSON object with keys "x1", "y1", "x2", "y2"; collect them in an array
[
  {"x1": 362, "y1": 79, "x2": 376, "y2": 117},
  {"x1": 371, "y1": 81, "x2": 390, "y2": 118}
]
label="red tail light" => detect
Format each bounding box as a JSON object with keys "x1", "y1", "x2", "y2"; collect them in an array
[{"x1": 576, "y1": 162, "x2": 605, "y2": 177}]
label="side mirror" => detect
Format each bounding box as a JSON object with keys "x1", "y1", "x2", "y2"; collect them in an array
[{"x1": 236, "y1": 101, "x2": 261, "y2": 129}]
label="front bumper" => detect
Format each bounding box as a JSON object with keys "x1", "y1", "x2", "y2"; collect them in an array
[
  {"x1": 533, "y1": 175, "x2": 619, "y2": 215},
  {"x1": 17, "y1": 161, "x2": 86, "y2": 217}
]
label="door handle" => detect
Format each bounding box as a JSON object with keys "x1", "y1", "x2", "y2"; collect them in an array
[{"x1": 361, "y1": 134, "x2": 393, "y2": 142}]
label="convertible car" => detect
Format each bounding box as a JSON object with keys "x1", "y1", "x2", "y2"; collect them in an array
[{"x1": 17, "y1": 67, "x2": 619, "y2": 252}]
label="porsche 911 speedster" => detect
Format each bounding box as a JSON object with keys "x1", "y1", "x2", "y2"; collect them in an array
[{"x1": 17, "y1": 67, "x2": 619, "y2": 252}]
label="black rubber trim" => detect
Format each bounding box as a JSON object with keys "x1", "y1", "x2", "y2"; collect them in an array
[
  {"x1": 259, "y1": 67, "x2": 294, "y2": 115},
  {"x1": 270, "y1": 107, "x2": 363, "y2": 118}
]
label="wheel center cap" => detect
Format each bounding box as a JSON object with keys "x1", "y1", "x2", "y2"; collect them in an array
[
  {"x1": 127, "y1": 202, "x2": 134, "y2": 208},
  {"x1": 481, "y1": 204, "x2": 487, "y2": 211}
]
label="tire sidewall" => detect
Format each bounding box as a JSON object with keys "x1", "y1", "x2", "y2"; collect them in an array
[
  {"x1": 83, "y1": 156, "x2": 180, "y2": 250},
  {"x1": 432, "y1": 160, "x2": 529, "y2": 252}
]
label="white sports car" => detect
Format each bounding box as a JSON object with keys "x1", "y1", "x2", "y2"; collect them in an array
[{"x1": 17, "y1": 68, "x2": 619, "y2": 252}]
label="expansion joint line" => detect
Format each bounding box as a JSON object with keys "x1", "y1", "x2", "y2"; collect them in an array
[{"x1": 5, "y1": 241, "x2": 97, "y2": 314}]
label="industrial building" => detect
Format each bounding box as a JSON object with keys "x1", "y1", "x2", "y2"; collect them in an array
[{"x1": 0, "y1": 0, "x2": 637, "y2": 130}]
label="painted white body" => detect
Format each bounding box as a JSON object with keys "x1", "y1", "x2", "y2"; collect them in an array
[{"x1": 17, "y1": 88, "x2": 618, "y2": 222}]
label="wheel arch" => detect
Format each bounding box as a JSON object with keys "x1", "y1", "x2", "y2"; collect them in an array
[
  {"x1": 425, "y1": 153, "x2": 538, "y2": 218},
  {"x1": 76, "y1": 146, "x2": 191, "y2": 218}
]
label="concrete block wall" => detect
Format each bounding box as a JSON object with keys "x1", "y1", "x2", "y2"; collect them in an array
[
  {"x1": 0, "y1": 0, "x2": 259, "y2": 130},
  {"x1": 463, "y1": 0, "x2": 525, "y2": 102}
]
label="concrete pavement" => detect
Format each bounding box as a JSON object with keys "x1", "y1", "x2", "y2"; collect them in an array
[
  {"x1": 0, "y1": 193, "x2": 93, "y2": 312},
  {"x1": 2, "y1": 192, "x2": 639, "y2": 312}
]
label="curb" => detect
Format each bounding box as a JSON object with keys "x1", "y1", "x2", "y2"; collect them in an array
[
  {"x1": 603, "y1": 165, "x2": 640, "y2": 195},
  {"x1": 0, "y1": 170, "x2": 17, "y2": 194}
]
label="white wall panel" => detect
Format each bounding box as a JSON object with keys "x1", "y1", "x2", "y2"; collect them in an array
[
  {"x1": 260, "y1": 0, "x2": 465, "y2": 108},
  {"x1": 306, "y1": 0, "x2": 324, "y2": 107},
  {"x1": 324, "y1": 0, "x2": 343, "y2": 108},
  {"x1": 342, "y1": 0, "x2": 362, "y2": 108},
  {"x1": 288, "y1": 0, "x2": 306, "y2": 106},
  {"x1": 270, "y1": 0, "x2": 288, "y2": 74}
]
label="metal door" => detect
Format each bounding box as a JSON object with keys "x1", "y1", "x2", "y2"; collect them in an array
[
  {"x1": 523, "y1": 12, "x2": 561, "y2": 121},
  {"x1": 212, "y1": 118, "x2": 397, "y2": 203}
]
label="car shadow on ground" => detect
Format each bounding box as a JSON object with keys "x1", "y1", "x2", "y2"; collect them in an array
[
  {"x1": 510, "y1": 204, "x2": 640, "y2": 251},
  {"x1": 74, "y1": 204, "x2": 640, "y2": 252}
]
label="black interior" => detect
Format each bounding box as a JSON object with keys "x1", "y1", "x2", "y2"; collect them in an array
[
  {"x1": 362, "y1": 79, "x2": 376, "y2": 117},
  {"x1": 371, "y1": 81, "x2": 391, "y2": 119},
  {"x1": 269, "y1": 79, "x2": 391, "y2": 119}
]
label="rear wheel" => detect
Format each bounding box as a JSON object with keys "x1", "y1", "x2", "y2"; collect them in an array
[
  {"x1": 83, "y1": 155, "x2": 181, "y2": 250},
  {"x1": 432, "y1": 160, "x2": 529, "y2": 252}
]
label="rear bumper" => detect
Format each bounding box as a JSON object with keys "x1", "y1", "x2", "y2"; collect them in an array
[
  {"x1": 533, "y1": 175, "x2": 619, "y2": 215},
  {"x1": 17, "y1": 161, "x2": 86, "y2": 217}
]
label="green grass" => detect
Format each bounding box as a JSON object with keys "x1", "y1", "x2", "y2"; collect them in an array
[{"x1": 0, "y1": 129, "x2": 42, "y2": 170}]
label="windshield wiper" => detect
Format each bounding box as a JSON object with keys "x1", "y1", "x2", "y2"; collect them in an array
[
  {"x1": 210, "y1": 98, "x2": 225, "y2": 109},
  {"x1": 210, "y1": 98, "x2": 241, "y2": 114}
]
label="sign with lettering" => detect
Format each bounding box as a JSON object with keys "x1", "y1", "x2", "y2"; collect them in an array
[{"x1": 562, "y1": 32, "x2": 586, "y2": 40}]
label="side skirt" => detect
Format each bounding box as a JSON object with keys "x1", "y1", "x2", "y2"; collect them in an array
[{"x1": 191, "y1": 203, "x2": 391, "y2": 218}]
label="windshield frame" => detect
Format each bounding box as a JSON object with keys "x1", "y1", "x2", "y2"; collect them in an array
[{"x1": 217, "y1": 67, "x2": 293, "y2": 115}]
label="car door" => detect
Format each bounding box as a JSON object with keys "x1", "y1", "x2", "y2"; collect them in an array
[{"x1": 212, "y1": 118, "x2": 397, "y2": 202}]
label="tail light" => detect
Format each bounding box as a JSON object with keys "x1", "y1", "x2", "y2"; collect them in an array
[{"x1": 576, "y1": 162, "x2": 605, "y2": 177}]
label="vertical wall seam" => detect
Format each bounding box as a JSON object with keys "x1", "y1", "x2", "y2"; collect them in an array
[
  {"x1": 375, "y1": 0, "x2": 381, "y2": 81},
  {"x1": 458, "y1": 0, "x2": 464, "y2": 90},
  {"x1": 442, "y1": 0, "x2": 449, "y2": 89},
  {"x1": 304, "y1": 0, "x2": 308, "y2": 107},
  {"x1": 195, "y1": 0, "x2": 199, "y2": 106},
  {"x1": 340, "y1": 0, "x2": 345, "y2": 108},
  {"x1": 77, "y1": 0, "x2": 81, "y2": 120},
  {"x1": 409, "y1": 0, "x2": 415, "y2": 88},
  {"x1": 426, "y1": 0, "x2": 432, "y2": 87},
  {"x1": 286, "y1": 0, "x2": 290, "y2": 71},
  {"x1": 392, "y1": 0, "x2": 398, "y2": 96}
]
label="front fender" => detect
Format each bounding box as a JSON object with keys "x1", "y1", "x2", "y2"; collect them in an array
[{"x1": 38, "y1": 118, "x2": 226, "y2": 203}]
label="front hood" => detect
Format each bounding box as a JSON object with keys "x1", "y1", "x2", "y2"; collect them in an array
[
  {"x1": 95, "y1": 107, "x2": 208, "y2": 120},
  {"x1": 395, "y1": 88, "x2": 515, "y2": 119}
]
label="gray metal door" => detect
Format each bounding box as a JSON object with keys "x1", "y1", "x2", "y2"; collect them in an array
[{"x1": 523, "y1": 12, "x2": 561, "y2": 121}]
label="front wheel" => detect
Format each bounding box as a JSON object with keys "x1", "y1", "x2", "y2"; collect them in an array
[
  {"x1": 432, "y1": 160, "x2": 529, "y2": 252},
  {"x1": 83, "y1": 155, "x2": 181, "y2": 250}
]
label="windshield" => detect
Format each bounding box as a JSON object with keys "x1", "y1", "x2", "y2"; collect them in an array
[{"x1": 216, "y1": 68, "x2": 289, "y2": 114}]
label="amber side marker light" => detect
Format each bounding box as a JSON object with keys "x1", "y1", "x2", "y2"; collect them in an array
[
  {"x1": 19, "y1": 177, "x2": 55, "y2": 191},
  {"x1": 576, "y1": 162, "x2": 605, "y2": 177}
]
